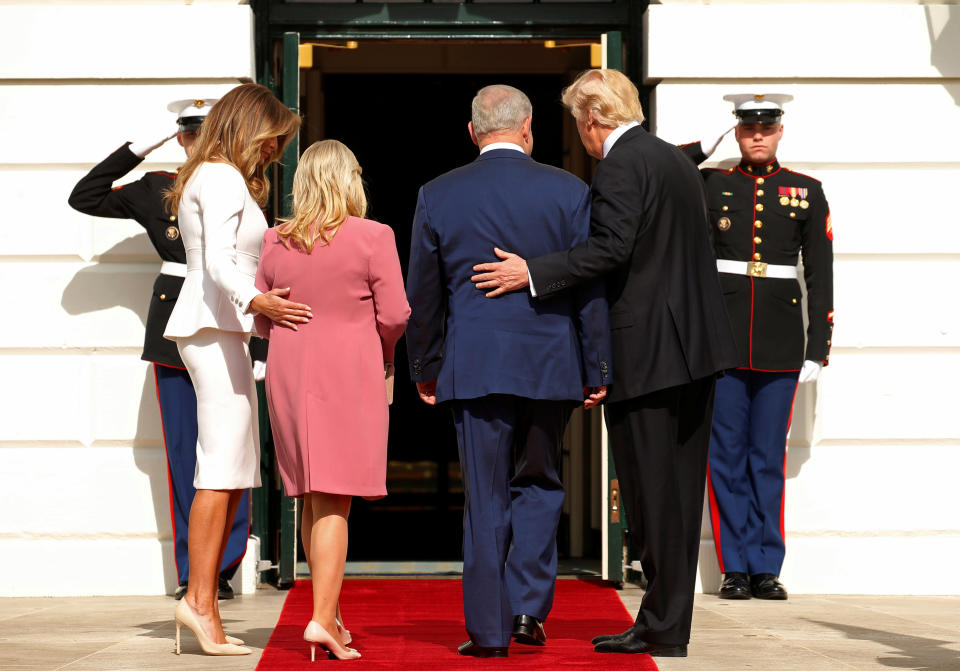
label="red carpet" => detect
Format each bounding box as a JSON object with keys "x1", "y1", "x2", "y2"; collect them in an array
[{"x1": 256, "y1": 578, "x2": 658, "y2": 670}]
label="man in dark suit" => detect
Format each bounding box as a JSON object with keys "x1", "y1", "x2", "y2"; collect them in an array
[
  {"x1": 406, "y1": 84, "x2": 612, "y2": 658},
  {"x1": 470, "y1": 70, "x2": 739, "y2": 657},
  {"x1": 68, "y1": 99, "x2": 251, "y2": 600}
]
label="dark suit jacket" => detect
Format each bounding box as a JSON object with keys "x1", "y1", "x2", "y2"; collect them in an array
[
  {"x1": 405, "y1": 148, "x2": 612, "y2": 403},
  {"x1": 528, "y1": 127, "x2": 739, "y2": 403}
]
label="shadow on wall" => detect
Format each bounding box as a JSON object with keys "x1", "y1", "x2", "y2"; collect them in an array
[
  {"x1": 809, "y1": 619, "x2": 960, "y2": 670},
  {"x1": 61, "y1": 234, "x2": 177, "y2": 594},
  {"x1": 927, "y1": 6, "x2": 960, "y2": 107}
]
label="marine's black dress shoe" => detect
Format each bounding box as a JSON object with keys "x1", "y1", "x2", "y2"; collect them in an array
[
  {"x1": 719, "y1": 572, "x2": 751, "y2": 600},
  {"x1": 512, "y1": 615, "x2": 546, "y2": 646},
  {"x1": 594, "y1": 628, "x2": 687, "y2": 657},
  {"x1": 218, "y1": 576, "x2": 235, "y2": 600},
  {"x1": 750, "y1": 573, "x2": 788, "y2": 600},
  {"x1": 174, "y1": 582, "x2": 188, "y2": 600},
  {"x1": 457, "y1": 640, "x2": 509, "y2": 658}
]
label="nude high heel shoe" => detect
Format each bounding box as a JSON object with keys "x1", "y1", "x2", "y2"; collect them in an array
[
  {"x1": 174, "y1": 600, "x2": 252, "y2": 656},
  {"x1": 336, "y1": 615, "x2": 352, "y2": 646},
  {"x1": 303, "y1": 620, "x2": 361, "y2": 661}
]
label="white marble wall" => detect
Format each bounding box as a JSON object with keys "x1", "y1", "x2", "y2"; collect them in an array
[
  {"x1": 648, "y1": 2, "x2": 960, "y2": 595},
  {"x1": 0, "y1": 2, "x2": 254, "y2": 596}
]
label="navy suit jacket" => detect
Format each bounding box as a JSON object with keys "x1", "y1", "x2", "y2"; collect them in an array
[{"x1": 405, "y1": 148, "x2": 612, "y2": 404}]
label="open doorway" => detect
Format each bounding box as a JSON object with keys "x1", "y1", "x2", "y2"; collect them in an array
[{"x1": 296, "y1": 40, "x2": 602, "y2": 562}]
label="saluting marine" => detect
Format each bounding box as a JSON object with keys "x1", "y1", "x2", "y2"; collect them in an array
[
  {"x1": 68, "y1": 99, "x2": 250, "y2": 600},
  {"x1": 700, "y1": 94, "x2": 834, "y2": 601}
]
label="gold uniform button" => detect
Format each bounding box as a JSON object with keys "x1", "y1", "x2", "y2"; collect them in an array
[
  {"x1": 790, "y1": 212, "x2": 797, "y2": 219},
  {"x1": 755, "y1": 220, "x2": 763, "y2": 229},
  {"x1": 792, "y1": 298, "x2": 798, "y2": 304},
  {"x1": 169, "y1": 215, "x2": 176, "y2": 221},
  {"x1": 753, "y1": 252, "x2": 762, "y2": 261},
  {"x1": 755, "y1": 203, "x2": 764, "y2": 212},
  {"x1": 160, "y1": 293, "x2": 166, "y2": 300},
  {"x1": 722, "y1": 205, "x2": 729, "y2": 212},
  {"x1": 754, "y1": 236, "x2": 762, "y2": 244},
  {"x1": 756, "y1": 178, "x2": 765, "y2": 185},
  {"x1": 756, "y1": 189, "x2": 764, "y2": 197}
]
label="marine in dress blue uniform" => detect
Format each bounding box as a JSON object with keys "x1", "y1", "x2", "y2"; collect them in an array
[
  {"x1": 67, "y1": 99, "x2": 251, "y2": 599},
  {"x1": 697, "y1": 94, "x2": 834, "y2": 600}
]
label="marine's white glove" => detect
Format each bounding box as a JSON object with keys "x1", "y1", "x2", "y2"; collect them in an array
[
  {"x1": 700, "y1": 123, "x2": 737, "y2": 159},
  {"x1": 253, "y1": 360, "x2": 267, "y2": 382},
  {"x1": 798, "y1": 360, "x2": 822, "y2": 383},
  {"x1": 129, "y1": 131, "x2": 178, "y2": 158}
]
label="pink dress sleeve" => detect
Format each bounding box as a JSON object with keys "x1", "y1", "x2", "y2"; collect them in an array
[
  {"x1": 253, "y1": 230, "x2": 274, "y2": 339},
  {"x1": 368, "y1": 225, "x2": 411, "y2": 364}
]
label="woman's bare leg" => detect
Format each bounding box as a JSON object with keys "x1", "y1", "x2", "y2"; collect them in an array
[
  {"x1": 184, "y1": 489, "x2": 233, "y2": 643},
  {"x1": 304, "y1": 492, "x2": 352, "y2": 645}
]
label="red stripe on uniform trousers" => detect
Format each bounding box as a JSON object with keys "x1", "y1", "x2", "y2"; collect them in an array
[
  {"x1": 779, "y1": 380, "x2": 801, "y2": 547},
  {"x1": 706, "y1": 468, "x2": 726, "y2": 574},
  {"x1": 153, "y1": 363, "x2": 182, "y2": 582}
]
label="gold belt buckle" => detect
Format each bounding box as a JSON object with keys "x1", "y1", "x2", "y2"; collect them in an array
[{"x1": 747, "y1": 261, "x2": 768, "y2": 277}]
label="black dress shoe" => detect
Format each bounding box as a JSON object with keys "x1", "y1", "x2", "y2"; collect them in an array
[
  {"x1": 512, "y1": 615, "x2": 546, "y2": 646},
  {"x1": 590, "y1": 626, "x2": 634, "y2": 645},
  {"x1": 750, "y1": 573, "x2": 788, "y2": 600},
  {"x1": 594, "y1": 628, "x2": 687, "y2": 657},
  {"x1": 217, "y1": 576, "x2": 235, "y2": 600},
  {"x1": 174, "y1": 582, "x2": 188, "y2": 600},
  {"x1": 719, "y1": 572, "x2": 751, "y2": 600},
  {"x1": 457, "y1": 640, "x2": 508, "y2": 658}
]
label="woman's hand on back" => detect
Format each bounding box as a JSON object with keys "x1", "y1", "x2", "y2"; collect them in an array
[{"x1": 249, "y1": 287, "x2": 312, "y2": 331}]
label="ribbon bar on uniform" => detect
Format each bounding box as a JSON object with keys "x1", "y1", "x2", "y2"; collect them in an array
[{"x1": 716, "y1": 259, "x2": 798, "y2": 279}]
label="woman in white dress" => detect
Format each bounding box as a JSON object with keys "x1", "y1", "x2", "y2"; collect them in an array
[{"x1": 163, "y1": 83, "x2": 305, "y2": 656}]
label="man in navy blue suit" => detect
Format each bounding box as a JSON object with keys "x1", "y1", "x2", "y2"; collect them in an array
[{"x1": 405, "y1": 85, "x2": 612, "y2": 658}]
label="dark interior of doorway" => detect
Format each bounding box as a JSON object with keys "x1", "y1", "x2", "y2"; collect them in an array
[{"x1": 319, "y1": 73, "x2": 567, "y2": 560}]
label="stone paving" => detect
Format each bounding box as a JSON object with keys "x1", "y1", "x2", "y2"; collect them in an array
[{"x1": 1, "y1": 582, "x2": 958, "y2": 670}]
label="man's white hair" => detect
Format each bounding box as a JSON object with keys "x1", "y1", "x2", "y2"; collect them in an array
[{"x1": 471, "y1": 85, "x2": 532, "y2": 137}]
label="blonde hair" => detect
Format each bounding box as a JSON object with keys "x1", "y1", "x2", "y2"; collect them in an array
[
  {"x1": 275, "y1": 139, "x2": 367, "y2": 253},
  {"x1": 561, "y1": 69, "x2": 645, "y2": 127},
  {"x1": 165, "y1": 83, "x2": 301, "y2": 212}
]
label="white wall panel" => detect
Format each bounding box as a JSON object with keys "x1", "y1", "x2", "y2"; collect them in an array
[
  {"x1": 0, "y1": 262, "x2": 152, "y2": 348},
  {"x1": 833, "y1": 257, "x2": 960, "y2": 348},
  {"x1": 646, "y1": 4, "x2": 960, "y2": 79},
  {"x1": 698, "y1": 536, "x2": 960, "y2": 595},
  {"x1": 0, "y1": 447, "x2": 169, "y2": 536},
  {"x1": 0, "y1": 539, "x2": 174, "y2": 597},
  {"x1": 0, "y1": 5, "x2": 254, "y2": 80},
  {"x1": 0, "y1": 84, "x2": 243, "y2": 165},
  {"x1": 784, "y1": 445, "x2": 960, "y2": 534},
  {"x1": 0, "y1": 355, "x2": 92, "y2": 443},
  {"x1": 655, "y1": 82, "x2": 960, "y2": 164},
  {"x1": 816, "y1": 351, "x2": 960, "y2": 440},
  {"x1": 93, "y1": 356, "x2": 162, "y2": 444}
]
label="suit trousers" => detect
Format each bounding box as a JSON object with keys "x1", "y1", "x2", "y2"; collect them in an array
[
  {"x1": 451, "y1": 395, "x2": 572, "y2": 647},
  {"x1": 604, "y1": 375, "x2": 717, "y2": 645},
  {"x1": 153, "y1": 364, "x2": 249, "y2": 584},
  {"x1": 707, "y1": 369, "x2": 799, "y2": 576}
]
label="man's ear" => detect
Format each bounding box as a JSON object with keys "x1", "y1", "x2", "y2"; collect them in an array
[
  {"x1": 468, "y1": 121, "x2": 480, "y2": 148},
  {"x1": 521, "y1": 116, "x2": 532, "y2": 137}
]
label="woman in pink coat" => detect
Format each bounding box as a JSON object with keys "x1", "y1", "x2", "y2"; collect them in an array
[{"x1": 254, "y1": 139, "x2": 410, "y2": 661}]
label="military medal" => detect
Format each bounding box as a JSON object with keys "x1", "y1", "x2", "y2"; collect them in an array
[
  {"x1": 779, "y1": 196, "x2": 790, "y2": 206},
  {"x1": 798, "y1": 188, "x2": 809, "y2": 209},
  {"x1": 790, "y1": 198, "x2": 799, "y2": 207},
  {"x1": 717, "y1": 216, "x2": 731, "y2": 231},
  {"x1": 800, "y1": 200, "x2": 809, "y2": 209}
]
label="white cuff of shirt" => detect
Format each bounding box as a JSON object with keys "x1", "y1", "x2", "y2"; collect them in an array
[
  {"x1": 238, "y1": 286, "x2": 262, "y2": 315},
  {"x1": 528, "y1": 269, "x2": 538, "y2": 297}
]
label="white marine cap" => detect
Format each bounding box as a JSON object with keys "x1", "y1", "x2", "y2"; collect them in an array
[
  {"x1": 722, "y1": 93, "x2": 793, "y2": 124},
  {"x1": 167, "y1": 98, "x2": 218, "y2": 131}
]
